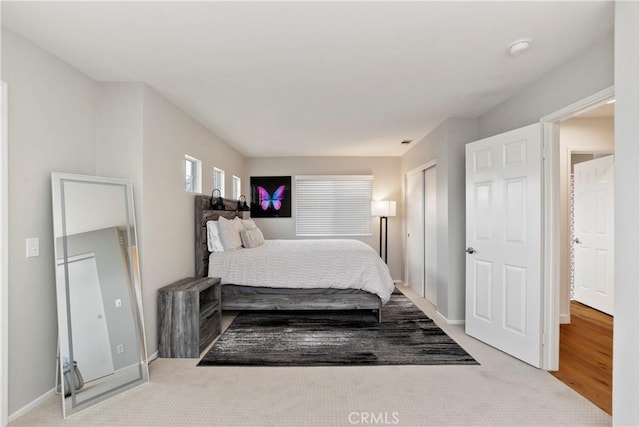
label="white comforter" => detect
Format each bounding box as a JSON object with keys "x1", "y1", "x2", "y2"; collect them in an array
[{"x1": 208, "y1": 239, "x2": 395, "y2": 304}]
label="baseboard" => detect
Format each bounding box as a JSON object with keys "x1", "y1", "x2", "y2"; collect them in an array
[
  {"x1": 436, "y1": 311, "x2": 465, "y2": 325},
  {"x1": 8, "y1": 387, "x2": 55, "y2": 423},
  {"x1": 393, "y1": 280, "x2": 406, "y2": 287},
  {"x1": 147, "y1": 351, "x2": 159, "y2": 364},
  {"x1": 559, "y1": 313, "x2": 570, "y2": 324}
]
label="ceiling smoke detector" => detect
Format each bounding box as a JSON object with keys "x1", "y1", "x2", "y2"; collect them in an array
[
  {"x1": 508, "y1": 38, "x2": 532, "y2": 56},
  {"x1": 401, "y1": 140, "x2": 413, "y2": 145}
]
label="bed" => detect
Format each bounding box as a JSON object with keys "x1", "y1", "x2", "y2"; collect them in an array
[{"x1": 194, "y1": 195, "x2": 394, "y2": 322}]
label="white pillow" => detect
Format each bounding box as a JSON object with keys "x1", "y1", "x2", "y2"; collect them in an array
[
  {"x1": 241, "y1": 219, "x2": 257, "y2": 230},
  {"x1": 206, "y1": 221, "x2": 224, "y2": 253},
  {"x1": 217, "y1": 216, "x2": 244, "y2": 250},
  {"x1": 240, "y1": 227, "x2": 265, "y2": 248}
]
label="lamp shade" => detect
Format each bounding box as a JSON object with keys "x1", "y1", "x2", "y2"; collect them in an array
[{"x1": 372, "y1": 200, "x2": 396, "y2": 217}]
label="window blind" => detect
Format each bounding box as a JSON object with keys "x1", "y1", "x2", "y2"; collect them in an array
[{"x1": 295, "y1": 175, "x2": 373, "y2": 237}]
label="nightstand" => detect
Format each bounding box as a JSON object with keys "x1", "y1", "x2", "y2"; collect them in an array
[{"x1": 158, "y1": 277, "x2": 221, "y2": 358}]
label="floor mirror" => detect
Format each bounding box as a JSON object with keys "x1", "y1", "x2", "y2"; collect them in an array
[{"x1": 51, "y1": 172, "x2": 149, "y2": 418}]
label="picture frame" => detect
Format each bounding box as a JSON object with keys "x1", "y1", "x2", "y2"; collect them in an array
[{"x1": 250, "y1": 176, "x2": 292, "y2": 218}]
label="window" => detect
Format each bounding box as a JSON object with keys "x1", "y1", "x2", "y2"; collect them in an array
[
  {"x1": 213, "y1": 167, "x2": 225, "y2": 197},
  {"x1": 232, "y1": 175, "x2": 241, "y2": 200},
  {"x1": 295, "y1": 175, "x2": 373, "y2": 236},
  {"x1": 185, "y1": 155, "x2": 202, "y2": 193}
]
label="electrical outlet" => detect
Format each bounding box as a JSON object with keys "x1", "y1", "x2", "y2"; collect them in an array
[
  {"x1": 115, "y1": 298, "x2": 122, "y2": 308},
  {"x1": 25, "y1": 238, "x2": 39, "y2": 258},
  {"x1": 116, "y1": 344, "x2": 124, "y2": 354}
]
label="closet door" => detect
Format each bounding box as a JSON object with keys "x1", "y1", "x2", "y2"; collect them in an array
[
  {"x1": 424, "y1": 167, "x2": 438, "y2": 305},
  {"x1": 406, "y1": 171, "x2": 424, "y2": 297}
]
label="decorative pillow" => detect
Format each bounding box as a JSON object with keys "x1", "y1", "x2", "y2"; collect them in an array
[
  {"x1": 241, "y1": 219, "x2": 257, "y2": 230},
  {"x1": 217, "y1": 216, "x2": 244, "y2": 250},
  {"x1": 206, "y1": 221, "x2": 225, "y2": 253},
  {"x1": 240, "y1": 227, "x2": 265, "y2": 248}
]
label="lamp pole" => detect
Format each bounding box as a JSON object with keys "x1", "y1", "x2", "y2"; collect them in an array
[{"x1": 383, "y1": 216, "x2": 389, "y2": 264}]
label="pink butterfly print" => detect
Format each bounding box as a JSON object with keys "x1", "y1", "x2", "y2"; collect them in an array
[{"x1": 256, "y1": 185, "x2": 286, "y2": 211}]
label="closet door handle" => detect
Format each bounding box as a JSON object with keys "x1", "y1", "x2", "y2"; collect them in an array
[{"x1": 466, "y1": 247, "x2": 476, "y2": 254}]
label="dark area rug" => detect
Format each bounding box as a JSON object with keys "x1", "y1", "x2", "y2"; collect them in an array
[{"x1": 198, "y1": 289, "x2": 478, "y2": 366}]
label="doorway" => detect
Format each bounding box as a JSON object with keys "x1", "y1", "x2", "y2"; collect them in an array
[
  {"x1": 405, "y1": 162, "x2": 437, "y2": 305},
  {"x1": 551, "y1": 101, "x2": 614, "y2": 413},
  {"x1": 541, "y1": 85, "x2": 615, "y2": 370}
]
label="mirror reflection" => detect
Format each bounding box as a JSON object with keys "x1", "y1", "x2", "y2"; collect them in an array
[{"x1": 51, "y1": 173, "x2": 149, "y2": 418}]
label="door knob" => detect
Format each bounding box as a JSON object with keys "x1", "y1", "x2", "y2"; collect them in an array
[
  {"x1": 466, "y1": 247, "x2": 476, "y2": 254},
  {"x1": 574, "y1": 238, "x2": 582, "y2": 244},
  {"x1": 98, "y1": 314, "x2": 103, "y2": 319}
]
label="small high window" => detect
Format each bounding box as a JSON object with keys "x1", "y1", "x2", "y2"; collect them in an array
[
  {"x1": 185, "y1": 155, "x2": 202, "y2": 193},
  {"x1": 232, "y1": 175, "x2": 241, "y2": 200},
  {"x1": 213, "y1": 167, "x2": 225, "y2": 197}
]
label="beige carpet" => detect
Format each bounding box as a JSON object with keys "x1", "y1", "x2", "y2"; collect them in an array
[{"x1": 10, "y1": 286, "x2": 611, "y2": 426}]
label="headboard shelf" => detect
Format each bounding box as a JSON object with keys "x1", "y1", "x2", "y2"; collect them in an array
[{"x1": 194, "y1": 195, "x2": 250, "y2": 277}]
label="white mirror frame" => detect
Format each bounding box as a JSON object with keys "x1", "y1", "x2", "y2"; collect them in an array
[{"x1": 51, "y1": 172, "x2": 148, "y2": 418}]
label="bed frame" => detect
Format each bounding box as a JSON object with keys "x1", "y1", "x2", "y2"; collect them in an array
[{"x1": 194, "y1": 195, "x2": 382, "y2": 322}]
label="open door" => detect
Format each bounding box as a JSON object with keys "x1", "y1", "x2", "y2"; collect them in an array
[
  {"x1": 465, "y1": 123, "x2": 542, "y2": 368},
  {"x1": 573, "y1": 155, "x2": 614, "y2": 315}
]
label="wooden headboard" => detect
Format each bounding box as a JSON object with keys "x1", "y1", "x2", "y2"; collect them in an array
[{"x1": 194, "y1": 195, "x2": 250, "y2": 277}]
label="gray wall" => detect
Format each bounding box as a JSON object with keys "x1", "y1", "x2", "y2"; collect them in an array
[
  {"x1": 140, "y1": 85, "x2": 246, "y2": 355},
  {"x1": 1, "y1": 32, "x2": 247, "y2": 416},
  {"x1": 245, "y1": 157, "x2": 402, "y2": 280},
  {"x1": 479, "y1": 35, "x2": 613, "y2": 139},
  {"x1": 397, "y1": 32, "x2": 614, "y2": 324},
  {"x1": 612, "y1": 1, "x2": 640, "y2": 423},
  {"x1": 400, "y1": 118, "x2": 478, "y2": 322},
  {"x1": 2, "y1": 29, "x2": 99, "y2": 415},
  {"x1": 89, "y1": 82, "x2": 249, "y2": 357}
]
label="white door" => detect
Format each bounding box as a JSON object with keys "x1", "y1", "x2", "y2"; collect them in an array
[
  {"x1": 406, "y1": 170, "x2": 424, "y2": 297},
  {"x1": 57, "y1": 254, "x2": 114, "y2": 382},
  {"x1": 424, "y1": 167, "x2": 438, "y2": 305},
  {"x1": 573, "y1": 155, "x2": 614, "y2": 315},
  {"x1": 465, "y1": 123, "x2": 542, "y2": 368}
]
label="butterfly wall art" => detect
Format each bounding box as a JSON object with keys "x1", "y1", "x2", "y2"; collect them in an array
[{"x1": 250, "y1": 176, "x2": 292, "y2": 218}]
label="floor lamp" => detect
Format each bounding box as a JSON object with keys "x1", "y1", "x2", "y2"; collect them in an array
[{"x1": 372, "y1": 200, "x2": 396, "y2": 264}]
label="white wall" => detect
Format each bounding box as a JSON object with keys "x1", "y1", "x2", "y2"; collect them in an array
[
  {"x1": 245, "y1": 157, "x2": 402, "y2": 280},
  {"x1": 400, "y1": 118, "x2": 478, "y2": 322},
  {"x1": 557, "y1": 118, "x2": 614, "y2": 323},
  {"x1": 1, "y1": 28, "x2": 99, "y2": 415},
  {"x1": 613, "y1": 1, "x2": 640, "y2": 424}
]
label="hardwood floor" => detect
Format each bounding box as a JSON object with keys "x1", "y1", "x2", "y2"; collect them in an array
[{"x1": 551, "y1": 300, "x2": 613, "y2": 415}]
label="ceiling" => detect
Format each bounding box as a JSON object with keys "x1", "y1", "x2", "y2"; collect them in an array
[{"x1": 1, "y1": 1, "x2": 614, "y2": 157}]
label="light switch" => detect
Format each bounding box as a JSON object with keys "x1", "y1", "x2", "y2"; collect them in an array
[{"x1": 26, "y1": 238, "x2": 39, "y2": 258}]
